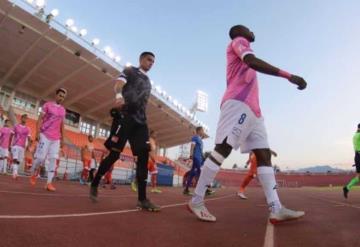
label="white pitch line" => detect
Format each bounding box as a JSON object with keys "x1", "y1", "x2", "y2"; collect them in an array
[
  {"x1": 263, "y1": 220, "x2": 275, "y2": 247},
  {"x1": 0, "y1": 194, "x2": 235, "y2": 219}
]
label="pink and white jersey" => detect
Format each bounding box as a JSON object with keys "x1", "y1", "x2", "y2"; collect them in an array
[
  {"x1": 221, "y1": 37, "x2": 261, "y2": 117},
  {"x1": 0, "y1": 127, "x2": 14, "y2": 149},
  {"x1": 13, "y1": 124, "x2": 31, "y2": 148},
  {"x1": 40, "y1": 101, "x2": 66, "y2": 141}
]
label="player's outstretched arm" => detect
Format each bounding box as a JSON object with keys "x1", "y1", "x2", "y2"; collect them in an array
[{"x1": 243, "y1": 54, "x2": 307, "y2": 90}]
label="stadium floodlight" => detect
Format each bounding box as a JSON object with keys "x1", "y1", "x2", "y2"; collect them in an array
[
  {"x1": 27, "y1": 0, "x2": 34, "y2": 4},
  {"x1": 70, "y1": 26, "x2": 78, "y2": 33},
  {"x1": 196, "y1": 90, "x2": 208, "y2": 112},
  {"x1": 167, "y1": 95, "x2": 172, "y2": 101},
  {"x1": 50, "y1": 9, "x2": 59, "y2": 17},
  {"x1": 108, "y1": 52, "x2": 115, "y2": 59},
  {"x1": 79, "y1": 29, "x2": 87, "y2": 37},
  {"x1": 155, "y1": 85, "x2": 162, "y2": 94},
  {"x1": 91, "y1": 38, "x2": 100, "y2": 46},
  {"x1": 114, "y1": 56, "x2": 121, "y2": 62},
  {"x1": 65, "y1": 18, "x2": 74, "y2": 27},
  {"x1": 35, "y1": 0, "x2": 45, "y2": 8},
  {"x1": 173, "y1": 99, "x2": 178, "y2": 107},
  {"x1": 150, "y1": 80, "x2": 154, "y2": 85},
  {"x1": 125, "y1": 62, "x2": 132, "y2": 67},
  {"x1": 162, "y1": 91, "x2": 167, "y2": 97},
  {"x1": 103, "y1": 46, "x2": 111, "y2": 54}
]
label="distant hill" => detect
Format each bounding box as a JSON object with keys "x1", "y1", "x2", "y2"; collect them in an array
[{"x1": 295, "y1": 165, "x2": 348, "y2": 173}]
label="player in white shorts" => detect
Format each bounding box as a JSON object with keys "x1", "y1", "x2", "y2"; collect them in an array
[
  {"x1": 30, "y1": 88, "x2": 67, "y2": 192},
  {"x1": 10, "y1": 114, "x2": 32, "y2": 180},
  {"x1": 0, "y1": 119, "x2": 13, "y2": 174},
  {"x1": 188, "y1": 25, "x2": 307, "y2": 224}
]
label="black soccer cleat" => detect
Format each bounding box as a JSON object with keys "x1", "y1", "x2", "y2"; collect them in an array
[
  {"x1": 136, "y1": 199, "x2": 161, "y2": 212},
  {"x1": 343, "y1": 186, "x2": 349, "y2": 199},
  {"x1": 90, "y1": 186, "x2": 98, "y2": 202}
]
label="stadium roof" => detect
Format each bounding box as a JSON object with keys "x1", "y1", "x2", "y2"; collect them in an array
[{"x1": 0, "y1": 0, "x2": 208, "y2": 148}]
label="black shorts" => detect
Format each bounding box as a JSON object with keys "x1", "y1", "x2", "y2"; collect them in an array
[
  {"x1": 104, "y1": 114, "x2": 150, "y2": 155},
  {"x1": 354, "y1": 152, "x2": 360, "y2": 173}
]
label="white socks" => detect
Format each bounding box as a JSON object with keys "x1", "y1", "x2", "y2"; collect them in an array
[
  {"x1": 192, "y1": 158, "x2": 220, "y2": 204},
  {"x1": 257, "y1": 166, "x2": 282, "y2": 213},
  {"x1": 12, "y1": 164, "x2": 19, "y2": 177},
  {"x1": 47, "y1": 158, "x2": 56, "y2": 184},
  {"x1": 31, "y1": 158, "x2": 43, "y2": 176}
]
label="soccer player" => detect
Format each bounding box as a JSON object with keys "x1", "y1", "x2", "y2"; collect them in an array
[
  {"x1": 184, "y1": 127, "x2": 205, "y2": 195},
  {"x1": 30, "y1": 88, "x2": 67, "y2": 192},
  {"x1": 238, "y1": 150, "x2": 277, "y2": 199},
  {"x1": 0, "y1": 119, "x2": 13, "y2": 174},
  {"x1": 90, "y1": 52, "x2": 160, "y2": 212},
  {"x1": 343, "y1": 123, "x2": 360, "y2": 198},
  {"x1": 187, "y1": 25, "x2": 307, "y2": 224},
  {"x1": 10, "y1": 114, "x2": 32, "y2": 180},
  {"x1": 80, "y1": 135, "x2": 95, "y2": 185},
  {"x1": 148, "y1": 130, "x2": 161, "y2": 193}
]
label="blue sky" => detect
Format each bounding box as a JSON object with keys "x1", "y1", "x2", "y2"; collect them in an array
[{"x1": 42, "y1": 0, "x2": 360, "y2": 169}]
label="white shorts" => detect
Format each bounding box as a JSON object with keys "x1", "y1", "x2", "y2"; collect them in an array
[
  {"x1": 12, "y1": 146, "x2": 25, "y2": 161},
  {"x1": 34, "y1": 133, "x2": 60, "y2": 160},
  {"x1": 0, "y1": 147, "x2": 9, "y2": 158},
  {"x1": 90, "y1": 159, "x2": 97, "y2": 169},
  {"x1": 215, "y1": 100, "x2": 269, "y2": 153}
]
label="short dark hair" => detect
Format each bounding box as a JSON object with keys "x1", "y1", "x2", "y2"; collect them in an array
[
  {"x1": 229, "y1": 25, "x2": 246, "y2": 39},
  {"x1": 358, "y1": 123, "x2": 360, "y2": 129},
  {"x1": 88, "y1": 135, "x2": 93, "y2": 139},
  {"x1": 4, "y1": 119, "x2": 9, "y2": 124},
  {"x1": 21, "y1": 114, "x2": 27, "y2": 118},
  {"x1": 56, "y1": 88, "x2": 67, "y2": 95},
  {"x1": 196, "y1": 126, "x2": 203, "y2": 132},
  {"x1": 140, "y1": 51, "x2": 155, "y2": 59}
]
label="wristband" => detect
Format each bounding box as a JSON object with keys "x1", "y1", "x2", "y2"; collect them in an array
[{"x1": 278, "y1": 70, "x2": 292, "y2": 80}]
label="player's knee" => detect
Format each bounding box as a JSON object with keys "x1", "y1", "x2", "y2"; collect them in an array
[
  {"x1": 213, "y1": 142, "x2": 232, "y2": 158},
  {"x1": 253, "y1": 149, "x2": 271, "y2": 166}
]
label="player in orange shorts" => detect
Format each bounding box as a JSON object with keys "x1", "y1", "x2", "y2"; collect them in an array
[
  {"x1": 148, "y1": 130, "x2": 161, "y2": 193},
  {"x1": 238, "y1": 150, "x2": 277, "y2": 199},
  {"x1": 80, "y1": 135, "x2": 95, "y2": 185}
]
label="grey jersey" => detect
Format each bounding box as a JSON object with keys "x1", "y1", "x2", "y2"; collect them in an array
[{"x1": 118, "y1": 66, "x2": 152, "y2": 124}]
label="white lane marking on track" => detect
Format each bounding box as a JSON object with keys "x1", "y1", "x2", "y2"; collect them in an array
[
  {"x1": 0, "y1": 190, "x2": 136, "y2": 198},
  {"x1": 0, "y1": 194, "x2": 235, "y2": 219},
  {"x1": 263, "y1": 220, "x2": 274, "y2": 247},
  {"x1": 315, "y1": 197, "x2": 360, "y2": 209}
]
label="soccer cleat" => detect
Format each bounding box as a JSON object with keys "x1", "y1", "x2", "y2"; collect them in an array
[
  {"x1": 89, "y1": 186, "x2": 98, "y2": 202},
  {"x1": 110, "y1": 184, "x2": 116, "y2": 190},
  {"x1": 45, "y1": 183, "x2": 56, "y2": 192},
  {"x1": 131, "y1": 181, "x2": 137, "y2": 192},
  {"x1": 151, "y1": 188, "x2": 162, "y2": 193},
  {"x1": 12, "y1": 174, "x2": 18, "y2": 180},
  {"x1": 237, "y1": 192, "x2": 248, "y2": 200},
  {"x1": 269, "y1": 207, "x2": 305, "y2": 224},
  {"x1": 205, "y1": 189, "x2": 215, "y2": 196},
  {"x1": 30, "y1": 175, "x2": 37, "y2": 186},
  {"x1": 136, "y1": 199, "x2": 161, "y2": 212},
  {"x1": 183, "y1": 189, "x2": 193, "y2": 196},
  {"x1": 343, "y1": 186, "x2": 349, "y2": 199},
  {"x1": 187, "y1": 201, "x2": 216, "y2": 222}
]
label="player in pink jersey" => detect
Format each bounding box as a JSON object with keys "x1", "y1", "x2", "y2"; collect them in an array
[
  {"x1": 188, "y1": 25, "x2": 307, "y2": 224},
  {"x1": 30, "y1": 88, "x2": 67, "y2": 192},
  {"x1": 0, "y1": 119, "x2": 14, "y2": 174},
  {"x1": 10, "y1": 114, "x2": 32, "y2": 180}
]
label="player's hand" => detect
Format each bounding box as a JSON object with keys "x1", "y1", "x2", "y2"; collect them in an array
[
  {"x1": 289, "y1": 75, "x2": 307, "y2": 90},
  {"x1": 115, "y1": 97, "x2": 125, "y2": 109}
]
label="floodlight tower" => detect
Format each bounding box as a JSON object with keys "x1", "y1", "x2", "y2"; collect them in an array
[{"x1": 178, "y1": 90, "x2": 209, "y2": 159}]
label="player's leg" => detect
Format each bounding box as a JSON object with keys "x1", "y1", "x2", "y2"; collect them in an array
[
  {"x1": 31, "y1": 134, "x2": 49, "y2": 185},
  {"x1": 251, "y1": 118, "x2": 304, "y2": 224},
  {"x1": 11, "y1": 147, "x2": 21, "y2": 179},
  {"x1": 129, "y1": 123, "x2": 160, "y2": 211},
  {"x1": 343, "y1": 152, "x2": 360, "y2": 198},
  {"x1": 45, "y1": 139, "x2": 61, "y2": 191},
  {"x1": 184, "y1": 162, "x2": 199, "y2": 194},
  {"x1": 238, "y1": 172, "x2": 255, "y2": 199}
]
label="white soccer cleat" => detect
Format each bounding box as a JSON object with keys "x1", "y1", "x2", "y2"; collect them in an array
[
  {"x1": 269, "y1": 207, "x2": 305, "y2": 224},
  {"x1": 237, "y1": 192, "x2": 248, "y2": 200},
  {"x1": 187, "y1": 201, "x2": 216, "y2": 222}
]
